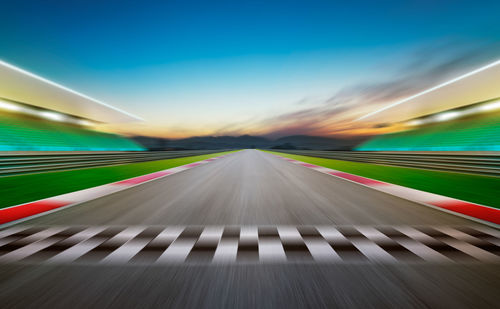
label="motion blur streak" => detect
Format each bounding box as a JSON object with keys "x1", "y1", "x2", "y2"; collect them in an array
[
  {"x1": 0, "y1": 60, "x2": 141, "y2": 121},
  {"x1": 0, "y1": 150, "x2": 498, "y2": 308},
  {"x1": 12, "y1": 150, "x2": 484, "y2": 226},
  {"x1": 357, "y1": 59, "x2": 500, "y2": 120}
]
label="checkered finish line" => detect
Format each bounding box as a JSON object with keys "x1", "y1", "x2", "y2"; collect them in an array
[{"x1": 0, "y1": 225, "x2": 498, "y2": 265}]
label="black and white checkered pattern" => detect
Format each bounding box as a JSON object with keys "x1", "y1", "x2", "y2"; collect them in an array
[{"x1": 0, "y1": 225, "x2": 498, "y2": 264}]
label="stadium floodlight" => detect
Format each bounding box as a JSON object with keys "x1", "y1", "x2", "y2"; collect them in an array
[
  {"x1": 0, "y1": 99, "x2": 23, "y2": 112},
  {"x1": 407, "y1": 119, "x2": 426, "y2": 126},
  {"x1": 0, "y1": 59, "x2": 143, "y2": 121},
  {"x1": 0, "y1": 97, "x2": 97, "y2": 125},
  {"x1": 477, "y1": 99, "x2": 500, "y2": 112},
  {"x1": 433, "y1": 111, "x2": 460, "y2": 122},
  {"x1": 39, "y1": 111, "x2": 67, "y2": 122},
  {"x1": 75, "y1": 119, "x2": 93, "y2": 126},
  {"x1": 405, "y1": 98, "x2": 500, "y2": 127},
  {"x1": 356, "y1": 59, "x2": 500, "y2": 121}
]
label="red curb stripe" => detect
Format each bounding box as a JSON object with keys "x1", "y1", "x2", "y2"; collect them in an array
[
  {"x1": 114, "y1": 171, "x2": 172, "y2": 185},
  {"x1": 184, "y1": 162, "x2": 201, "y2": 168},
  {"x1": 429, "y1": 200, "x2": 500, "y2": 225},
  {"x1": 300, "y1": 163, "x2": 320, "y2": 168},
  {"x1": 328, "y1": 171, "x2": 388, "y2": 186},
  {"x1": 0, "y1": 200, "x2": 71, "y2": 224},
  {"x1": 275, "y1": 153, "x2": 499, "y2": 225},
  {"x1": 0, "y1": 153, "x2": 232, "y2": 226}
]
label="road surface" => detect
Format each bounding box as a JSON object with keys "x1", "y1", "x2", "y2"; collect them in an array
[{"x1": 0, "y1": 150, "x2": 498, "y2": 308}]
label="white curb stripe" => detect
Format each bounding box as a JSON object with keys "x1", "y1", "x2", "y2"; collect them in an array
[
  {"x1": 0, "y1": 152, "x2": 235, "y2": 227},
  {"x1": 271, "y1": 152, "x2": 500, "y2": 227}
]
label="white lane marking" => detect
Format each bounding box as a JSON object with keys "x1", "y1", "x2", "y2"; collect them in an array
[
  {"x1": 474, "y1": 226, "x2": 500, "y2": 238},
  {"x1": 258, "y1": 227, "x2": 286, "y2": 262},
  {"x1": 155, "y1": 227, "x2": 194, "y2": 263},
  {"x1": 394, "y1": 239, "x2": 450, "y2": 262},
  {"x1": 316, "y1": 226, "x2": 349, "y2": 243},
  {"x1": 197, "y1": 226, "x2": 224, "y2": 245},
  {"x1": 0, "y1": 227, "x2": 76, "y2": 263},
  {"x1": 277, "y1": 226, "x2": 303, "y2": 243},
  {"x1": 47, "y1": 227, "x2": 107, "y2": 263},
  {"x1": 0, "y1": 237, "x2": 18, "y2": 248},
  {"x1": 191, "y1": 226, "x2": 224, "y2": 262},
  {"x1": 108, "y1": 226, "x2": 145, "y2": 242},
  {"x1": 156, "y1": 239, "x2": 196, "y2": 263},
  {"x1": 13, "y1": 226, "x2": 67, "y2": 245},
  {"x1": 396, "y1": 226, "x2": 437, "y2": 243},
  {"x1": 395, "y1": 226, "x2": 451, "y2": 262},
  {"x1": 48, "y1": 239, "x2": 106, "y2": 263},
  {"x1": 61, "y1": 226, "x2": 107, "y2": 244},
  {"x1": 237, "y1": 226, "x2": 259, "y2": 260},
  {"x1": 213, "y1": 238, "x2": 239, "y2": 263},
  {"x1": 0, "y1": 226, "x2": 35, "y2": 249},
  {"x1": 150, "y1": 226, "x2": 185, "y2": 245},
  {"x1": 434, "y1": 227, "x2": 481, "y2": 242},
  {"x1": 102, "y1": 238, "x2": 151, "y2": 264},
  {"x1": 469, "y1": 226, "x2": 500, "y2": 246},
  {"x1": 485, "y1": 238, "x2": 500, "y2": 246},
  {"x1": 303, "y1": 237, "x2": 341, "y2": 262},
  {"x1": 258, "y1": 237, "x2": 286, "y2": 262},
  {"x1": 0, "y1": 226, "x2": 30, "y2": 239},
  {"x1": 240, "y1": 226, "x2": 258, "y2": 244},
  {"x1": 439, "y1": 239, "x2": 499, "y2": 262},
  {"x1": 277, "y1": 226, "x2": 313, "y2": 261},
  {"x1": 0, "y1": 239, "x2": 62, "y2": 262},
  {"x1": 356, "y1": 226, "x2": 392, "y2": 242},
  {"x1": 88, "y1": 227, "x2": 147, "y2": 263},
  {"x1": 351, "y1": 239, "x2": 396, "y2": 262},
  {"x1": 0, "y1": 227, "x2": 67, "y2": 262}
]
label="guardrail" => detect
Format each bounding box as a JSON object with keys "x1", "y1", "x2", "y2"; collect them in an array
[
  {"x1": 271, "y1": 150, "x2": 500, "y2": 177},
  {"x1": 0, "y1": 150, "x2": 232, "y2": 176}
]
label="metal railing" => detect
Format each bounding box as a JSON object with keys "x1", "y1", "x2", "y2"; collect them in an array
[
  {"x1": 271, "y1": 150, "x2": 500, "y2": 177},
  {"x1": 3, "y1": 149, "x2": 499, "y2": 177},
  {"x1": 0, "y1": 150, "x2": 232, "y2": 176}
]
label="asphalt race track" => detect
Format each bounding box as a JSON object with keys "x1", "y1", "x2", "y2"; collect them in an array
[{"x1": 0, "y1": 150, "x2": 498, "y2": 308}]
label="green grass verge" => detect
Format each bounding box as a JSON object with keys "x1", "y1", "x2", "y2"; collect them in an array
[
  {"x1": 0, "y1": 151, "x2": 236, "y2": 209},
  {"x1": 264, "y1": 150, "x2": 500, "y2": 208}
]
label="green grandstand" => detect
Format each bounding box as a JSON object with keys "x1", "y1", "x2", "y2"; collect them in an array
[
  {"x1": 356, "y1": 112, "x2": 500, "y2": 151},
  {"x1": 0, "y1": 111, "x2": 145, "y2": 151}
]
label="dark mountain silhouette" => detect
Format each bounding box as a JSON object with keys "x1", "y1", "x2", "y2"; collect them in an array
[
  {"x1": 131, "y1": 134, "x2": 369, "y2": 151},
  {"x1": 272, "y1": 135, "x2": 367, "y2": 150},
  {"x1": 163, "y1": 135, "x2": 271, "y2": 150}
]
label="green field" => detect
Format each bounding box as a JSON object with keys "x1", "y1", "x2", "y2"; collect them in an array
[
  {"x1": 0, "y1": 151, "x2": 235, "y2": 209},
  {"x1": 265, "y1": 150, "x2": 500, "y2": 208}
]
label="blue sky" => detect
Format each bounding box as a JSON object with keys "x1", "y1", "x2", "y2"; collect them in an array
[{"x1": 1, "y1": 0, "x2": 499, "y2": 137}]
